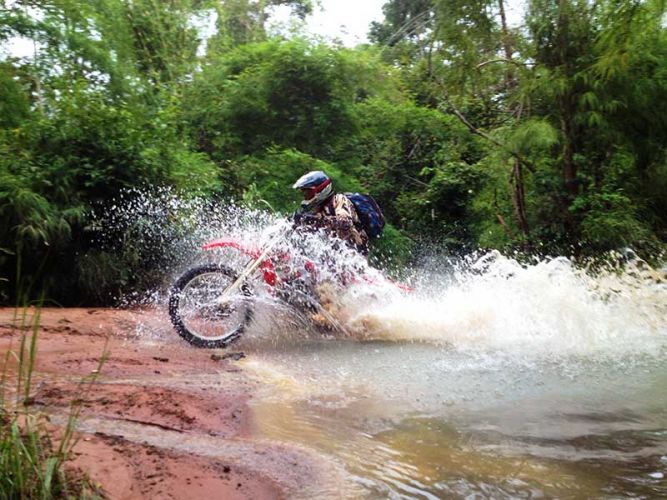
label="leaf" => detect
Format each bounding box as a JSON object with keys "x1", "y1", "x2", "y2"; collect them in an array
[{"x1": 506, "y1": 119, "x2": 558, "y2": 155}]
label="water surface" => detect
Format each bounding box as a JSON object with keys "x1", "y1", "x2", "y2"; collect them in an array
[{"x1": 246, "y1": 340, "x2": 667, "y2": 498}]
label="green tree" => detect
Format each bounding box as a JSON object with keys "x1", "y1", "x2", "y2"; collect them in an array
[
  {"x1": 206, "y1": 0, "x2": 313, "y2": 52},
  {"x1": 185, "y1": 39, "x2": 393, "y2": 160}
]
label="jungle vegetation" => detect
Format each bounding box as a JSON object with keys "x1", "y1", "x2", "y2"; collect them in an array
[{"x1": 1, "y1": 0, "x2": 665, "y2": 304}]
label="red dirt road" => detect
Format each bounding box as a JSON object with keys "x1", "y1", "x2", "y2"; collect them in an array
[{"x1": 0, "y1": 308, "x2": 328, "y2": 499}]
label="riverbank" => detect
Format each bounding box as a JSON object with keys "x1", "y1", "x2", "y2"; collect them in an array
[{"x1": 0, "y1": 308, "x2": 325, "y2": 499}]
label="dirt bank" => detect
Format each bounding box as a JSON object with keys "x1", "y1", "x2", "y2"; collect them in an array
[{"x1": 0, "y1": 307, "x2": 326, "y2": 499}]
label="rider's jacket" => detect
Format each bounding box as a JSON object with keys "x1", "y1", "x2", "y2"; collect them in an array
[{"x1": 311, "y1": 194, "x2": 369, "y2": 253}]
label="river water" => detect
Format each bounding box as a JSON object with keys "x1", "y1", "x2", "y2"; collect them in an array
[
  {"x1": 237, "y1": 253, "x2": 667, "y2": 498},
  {"x1": 244, "y1": 341, "x2": 666, "y2": 498}
]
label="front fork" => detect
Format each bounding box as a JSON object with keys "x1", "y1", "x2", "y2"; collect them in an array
[{"x1": 216, "y1": 233, "x2": 284, "y2": 307}]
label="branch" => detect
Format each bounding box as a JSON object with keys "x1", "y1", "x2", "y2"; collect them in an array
[
  {"x1": 405, "y1": 136, "x2": 421, "y2": 160},
  {"x1": 476, "y1": 59, "x2": 532, "y2": 70},
  {"x1": 446, "y1": 101, "x2": 504, "y2": 148},
  {"x1": 494, "y1": 189, "x2": 514, "y2": 239},
  {"x1": 441, "y1": 98, "x2": 536, "y2": 174},
  {"x1": 385, "y1": 9, "x2": 433, "y2": 46},
  {"x1": 403, "y1": 174, "x2": 429, "y2": 188},
  {"x1": 496, "y1": 213, "x2": 514, "y2": 238}
]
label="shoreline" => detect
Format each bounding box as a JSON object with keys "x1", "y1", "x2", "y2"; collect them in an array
[{"x1": 0, "y1": 307, "x2": 327, "y2": 499}]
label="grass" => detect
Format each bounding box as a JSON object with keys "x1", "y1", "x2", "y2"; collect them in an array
[{"x1": 0, "y1": 304, "x2": 108, "y2": 499}]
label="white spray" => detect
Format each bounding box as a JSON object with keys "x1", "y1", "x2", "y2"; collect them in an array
[{"x1": 93, "y1": 191, "x2": 667, "y2": 359}]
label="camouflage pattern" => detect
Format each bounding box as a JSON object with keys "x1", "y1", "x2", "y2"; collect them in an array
[{"x1": 314, "y1": 194, "x2": 369, "y2": 252}]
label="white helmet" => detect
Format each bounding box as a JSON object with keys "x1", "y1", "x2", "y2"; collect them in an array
[{"x1": 292, "y1": 171, "x2": 334, "y2": 211}]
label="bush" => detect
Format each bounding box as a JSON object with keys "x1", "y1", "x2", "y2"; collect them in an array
[
  {"x1": 575, "y1": 192, "x2": 655, "y2": 252},
  {"x1": 0, "y1": 84, "x2": 221, "y2": 305}
]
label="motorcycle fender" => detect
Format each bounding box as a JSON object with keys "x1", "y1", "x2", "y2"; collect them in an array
[{"x1": 202, "y1": 238, "x2": 261, "y2": 258}]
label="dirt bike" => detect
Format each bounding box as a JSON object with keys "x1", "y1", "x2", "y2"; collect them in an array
[{"x1": 168, "y1": 223, "x2": 412, "y2": 348}]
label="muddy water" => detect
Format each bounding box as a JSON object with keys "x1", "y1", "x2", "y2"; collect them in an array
[
  {"x1": 243, "y1": 341, "x2": 667, "y2": 498},
  {"x1": 84, "y1": 199, "x2": 667, "y2": 496}
]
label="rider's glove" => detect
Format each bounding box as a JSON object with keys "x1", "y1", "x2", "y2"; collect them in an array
[
  {"x1": 293, "y1": 212, "x2": 319, "y2": 227},
  {"x1": 327, "y1": 217, "x2": 352, "y2": 232}
]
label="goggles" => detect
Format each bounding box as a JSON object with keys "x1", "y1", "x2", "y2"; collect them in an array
[{"x1": 301, "y1": 187, "x2": 318, "y2": 200}]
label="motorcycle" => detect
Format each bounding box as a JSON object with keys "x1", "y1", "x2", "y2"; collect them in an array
[{"x1": 168, "y1": 223, "x2": 411, "y2": 348}]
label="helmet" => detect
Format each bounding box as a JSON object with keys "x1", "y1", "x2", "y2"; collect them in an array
[{"x1": 292, "y1": 171, "x2": 334, "y2": 211}]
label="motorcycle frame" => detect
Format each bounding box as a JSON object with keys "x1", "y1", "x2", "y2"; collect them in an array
[
  {"x1": 202, "y1": 237, "x2": 316, "y2": 289},
  {"x1": 201, "y1": 236, "x2": 413, "y2": 294}
]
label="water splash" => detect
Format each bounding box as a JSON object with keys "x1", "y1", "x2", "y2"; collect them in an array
[
  {"x1": 91, "y1": 190, "x2": 667, "y2": 359},
  {"x1": 345, "y1": 250, "x2": 667, "y2": 359}
]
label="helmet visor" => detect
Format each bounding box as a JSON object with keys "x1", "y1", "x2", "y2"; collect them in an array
[{"x1": 301, "y1": 187, "x2": 317, "y2": 200}]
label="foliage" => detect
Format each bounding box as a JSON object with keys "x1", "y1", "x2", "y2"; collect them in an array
[
  {"x1": 350, "y1": 97, "x2": 483, "y2": 243},
  {"x1": 0, "y1": 0, "x2": 665, "y2": 304},
  {"x1": 234, "y1": 148, "x2": 362, "y2": 213},
  {"x1": 575, "y1": 192, "x2": 653, "y2": 251},
  {"x1": 0, "y1": 62, "x2": 30, "y2": 128},
  {"x1": 207, "y1": 0, "x2": 313, "y2": 51},
  {"x1": 185, "y1": 39, "x2": 400, "y2": 160},
  {"x1": 369, "y1": 223, "x2": 416, "y2": 275}
]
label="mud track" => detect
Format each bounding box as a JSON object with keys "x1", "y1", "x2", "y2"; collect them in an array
[{"x1": 0, "y1": 308, "x2": 333, "y2": 499}]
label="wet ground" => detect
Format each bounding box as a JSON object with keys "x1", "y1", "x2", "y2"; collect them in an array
[{"x1": 0, "y1": 308, "x2": 340, "y2": 499}]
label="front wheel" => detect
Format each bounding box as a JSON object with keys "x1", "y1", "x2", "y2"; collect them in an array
[{"x1": 168, "y1": 263, "x2": 254, "y2": 348}]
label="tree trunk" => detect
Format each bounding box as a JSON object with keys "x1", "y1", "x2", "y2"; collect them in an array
[
  {"x1": 561, "y1": 111, "x2": 577, "y2": 198},
  {"x1": 510, "y1": 159, "x2": 530, "y2": 247},
  {"x1": 497, "y1": 0, "x2": 516, "y2": 88},
  {"x1": 498, "y1": 0, "x2": 530, "y2": 245},
  {"x1": 556, "y1": 0, "x2": 579, "y2": 239}
]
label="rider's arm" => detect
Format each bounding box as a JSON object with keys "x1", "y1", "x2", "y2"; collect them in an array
[
  {"x1": 295, "y1": 196, "x2": 368, "y2": 251},
  {"x1": 293, "y1": 198, "x2": 355, "y2": 231},
  {"x1": 322, "y1": 216, "x2": 354, "y2": 232},
  {"x1": 324, "y1": 195, "x2": 361, "y2": 236},
  {"x1": 292, "y1": 211, "x2": 323, "y2": 230}
]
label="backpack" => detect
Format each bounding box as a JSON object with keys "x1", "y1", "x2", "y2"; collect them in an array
[{"x1": 345, "y1": 193, "x2": 385, "y2": 239}]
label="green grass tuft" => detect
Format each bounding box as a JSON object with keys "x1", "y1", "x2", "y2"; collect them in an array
[{"x1": 1, "y1": 305, "x2": 107, "y2": 499}]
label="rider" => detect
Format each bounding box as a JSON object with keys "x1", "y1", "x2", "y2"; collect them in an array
[{"x1": 292, "y1": 171, "x2": 369, "y2": 255}]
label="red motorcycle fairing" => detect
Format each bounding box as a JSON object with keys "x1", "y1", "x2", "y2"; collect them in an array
[
  {"x1": 202, "y1": 238, "x2": 279, "y2": 286},
  {"x1": 202, "y1": 238, "x2": 410, "y2": 293}
]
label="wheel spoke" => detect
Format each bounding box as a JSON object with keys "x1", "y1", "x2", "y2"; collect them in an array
[{"x1": 169, "y1": 264, "x2": 254, "y2": 347}]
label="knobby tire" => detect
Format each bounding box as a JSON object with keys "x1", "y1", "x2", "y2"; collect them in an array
[{"x1": 168, "y1": 263, "x2": 253, "y2": 348}]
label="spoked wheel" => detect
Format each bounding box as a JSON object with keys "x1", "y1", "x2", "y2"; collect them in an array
[{"x1": 168, "y1": 263, "x2": 254, "y2": 348}]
